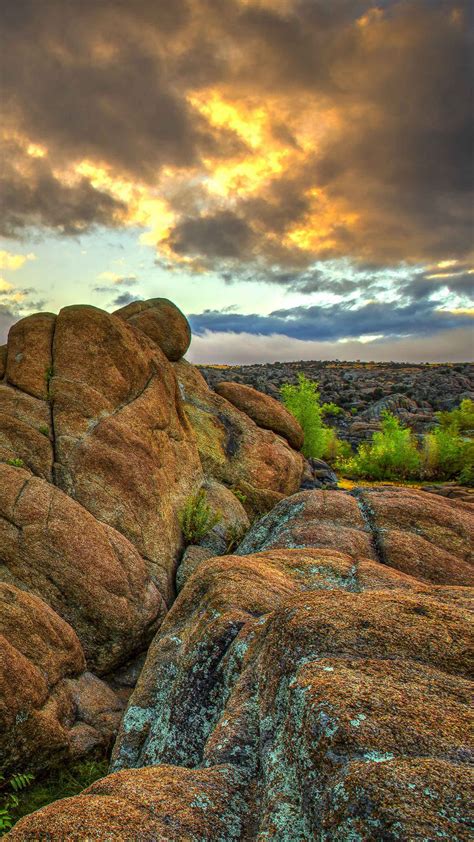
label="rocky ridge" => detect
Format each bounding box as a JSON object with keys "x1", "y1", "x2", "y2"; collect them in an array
[
  {"x1": 200, "y1": 360, "x2": 474, "y2": 447},
  {"x1": 1, "y1": 299, "x2": 472, "y2": 840}
]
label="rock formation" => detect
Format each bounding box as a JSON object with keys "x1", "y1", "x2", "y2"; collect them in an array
[{"x1": 1, "y1": 299, "x2": 473, "y2": 839}]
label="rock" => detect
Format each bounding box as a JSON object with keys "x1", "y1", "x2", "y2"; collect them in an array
[
  {"x1": 237, "y1": 487, "x2": 474, "y2": 586},
  {"x1": 51, "y1": 304, "x2": 203, "y2": 603},
  {"x1": 215, "y1": 381, "x2": 304, "y2": 450},
  {"x1": 236, "y1": 489, "x2": 375, "y2": 559},
  {"x1": 6, "y1": 312, "x2": 56, "y2": 400},
  {"x1": 115, "y1": 297, "x2": 191, "y2": 361},
  {"x1": 196, "y1": 478, "x2": 250, "y2": 555},
  {"x1": 300, "y1": 457, "x2": 338, "y2": 489},
  {"x1": 176, "y1": 545, "x2": 215, "y2": 592},
  {"x1": 0, "y1": 384, "x2": 53, "y2": 480},
  {"x1": 0, "y1": 343, "x2": 6, "y2": 378},
  {"x1": 356, "y1": 486, "x2": 474, "y2": 586},
  {"x1": 7, "y1": 765, "x2": 249, "y2": 841},
  {"x1": 0, "y1": 464, "x2": 165, "y2": 673},
  {"x1": 174, "y1": 360, "x2": 304, "y2": 516},
  {"x1": 0, "y1": 582, "x2": 121, "y2": 774}
]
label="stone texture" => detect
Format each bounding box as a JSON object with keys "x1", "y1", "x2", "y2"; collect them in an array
[
  {"x1": 237, "y1": 487, "x2": 474, "y2": 586},
  {"x1": 0, "y1": 384, "x2": 53, "y2": 480},
  {"x1": 0, "y1": 343, "x2": 7, "y2": 378},
  {"x1": 1, "y1": 583, "x2": 127, "y2": 775},
  {"x1": 8, "y1": 765, "x2": 250, "y2": 841},
  {"x1": 215, "y1": 380, "x2": 304, "y2": 449},
  {"x1": 356, "y1": 486, "x2": 474, "y2": 586},
  {"x1": 6, "y1": 312, "x2": 56, "y2": 400},
  {"x1": 21, "y1": 550, "x2": 472, "y2": 839},
  {"x1": 51, "y1": 305, "x2": 203, "y2": 603},
  {"x1": 115, "y1": 297, "x2": 191, "y2": 361},
  {"x1": 175, "y1": 359, "x2": 304, "y2": 515},
  {"x1": 0, "y1": 464, "x2": 164, "y2": 673},
  {"x1": 236, "y1": 488, "x2": 375, "y2": 559}
]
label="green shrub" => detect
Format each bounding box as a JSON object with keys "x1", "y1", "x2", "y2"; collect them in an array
[
  {"x1": 436, "y1": 398, "x2": 474, "y2": 433},
  {"x1": 6, "y1": 458, "x2": 24, "y2": 468},
  {"x1": 342, "y1": 411, "x2": 421, "y2": 481},
  {"x1": 0, "y1": 772, "x2": 34, "y2": 833},
  {"x1": 179, "y1": 489, "x2": 221, "y2": 546},
  {"x1": 39, "y1": 425, "x2": 50, "y2": 437},
  {"x1": 281, "y1": 374, "x2": 344, "y2": 462},
  {"x1": 230, "y1": 487, "x2": 247, "y2": 506},
  {"x1": 322, "y1": 402, "x2": 343, "y2": 417}
]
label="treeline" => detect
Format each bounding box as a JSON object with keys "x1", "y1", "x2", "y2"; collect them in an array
[{"x1": 282, "y1": 374, "x2": 474, "y2": 486}]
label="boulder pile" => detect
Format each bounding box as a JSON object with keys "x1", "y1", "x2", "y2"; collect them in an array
[
  {"x1": 201, "y1": 359, "x2": 474, "y2": 447},
  {"x1": 1, "y1": 299, "x2": 473, "y2": 840}
]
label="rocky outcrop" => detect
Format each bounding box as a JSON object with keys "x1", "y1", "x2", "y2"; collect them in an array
[
  {"x1": 5, "y1": 312, "x2": 56, "y2": 401},
  {"x1": 0, "y1": 464, "x2": 164, "y2": 673},
  {"x1": 0, "y1": 583, "x2": 124, "y2": 774},
  {"x1": 201, "y1": 360, "x2": 474, "y2": 446},
  {"x1": 175, "y1": 360, "x2": 304, "y2": 515},
  {"x1": 215, "y1": 380, "x2": 304, "y2": 449},
  {"x1": 115, "y1": 297, "x2": 191, "y2": 361},
  {"x1": 237, "y1": 487, "x2": 474, "y2": 586}
]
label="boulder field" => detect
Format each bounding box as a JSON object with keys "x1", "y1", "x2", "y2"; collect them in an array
[{"x1": 1, "y1": 299, "x2": 473, "y2": 840}]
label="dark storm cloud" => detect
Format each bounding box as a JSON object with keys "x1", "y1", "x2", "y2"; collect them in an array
[
  {"x1": 0, "y1": 139, "x2": 126, "y2": 237},
  {"x1": 0, "y1": 0, "x2": 472, "y2": 267},
  {"x1": 113, "y1": 291, "x2": 141, "y2": 307},
  {"x1": 167, "y1": 212, "x2": 256, "y2": 259},
  {"x1": 189, "y1": 299, "x2": 473, "y2": 342}
]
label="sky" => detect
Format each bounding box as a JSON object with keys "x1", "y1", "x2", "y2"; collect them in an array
[{"x1": 0, "y1": 0, "x2": 473, "y2": 363}]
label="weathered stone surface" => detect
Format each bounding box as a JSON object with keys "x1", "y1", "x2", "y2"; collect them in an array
[
  {"x1": 0, "y1": 464, "x2": 164, "y2": 673},
  {"x1": 237, "y1": 487, "x2": 474, "y2": 586},
  {"x1": 8, "y1": 764, "x2": 249, "y2": 841},
  {"x1": 0, "y1": 582, "x2": 83, "y2": 772},
  {"x1": 356, "y1": 486, "x2": 474, "y2": 585},
  {"x1": 196, "y1": 478, "x2": 250, "y2": 555},
  {"x1": 175, "y1": 359, "x2": 304, "y2": 515},
  {"x1": 1, "y1": 583, "x2": 127, "y2": 774},
  {"x1": 51, "y1": 305, "x2": 203, "y2": 602},
  {"x1": 21, "y1": 556, "x2": 472, "y2": 839},
  {"x1": 115, "y1": 297, "x2": 191, "y2": 361},
  {"x1": 236, "y1": 489, "x2": 375, "y2": 559},
  {"x1": 6, "y1": 312, "x2": 56, "y2": 400},
  {"x1": 215, "y1": 380, "x2": 304, "y2": 449},
  {"x1": 0, "y1": 384, "x2": 53, "y2": 480}
]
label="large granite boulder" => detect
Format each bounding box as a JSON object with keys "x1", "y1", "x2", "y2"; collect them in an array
[
  {"x1": 5, "y1": 312, "x2": 56, "y2": 400},
  {"x1": 236, "y1": 487, "x2": 474, "y2": 586},
  {"x1": 50, "y1": 304, "x2": 203, "y2": 603},
  {"x1": 215, "y1": 380, "x2": 304, "y2": 450},
  {"x1": 0, "y1": 583, "x2": 124, "y2": 774},
  {"x1": 174, "y1": 360, "x2": 304, "y2": 515},
  {"x1": 114, "y1": 297, "x2": 191, "y2": 361},
  {"x1": 17, "y1": 544, "x2": 472, "y2": 839},
  {"x1": 0, "y1": 464, "x2": 164, "y2": 673}
]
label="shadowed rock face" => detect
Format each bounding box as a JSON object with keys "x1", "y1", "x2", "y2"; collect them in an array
[
  {"x1": 0, "y1": 584, "x2": 124, "y2": 774},
  {"x1": 174, "y1": 359, "x2": 305, "y2": 515},
  {"x1": 215, "y1": 380, "x2": 304, "y2": 450}
]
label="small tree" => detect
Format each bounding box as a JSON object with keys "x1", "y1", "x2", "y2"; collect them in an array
[
  {"x1": 343, "y1": 411, "x2": 421, "y2": 481},
  {"x1": 281, "y1": 373, "x2": 344, "y2": 462},
  {"x1": 179, "y1": 489, "x2": 222, "y2": 546}
]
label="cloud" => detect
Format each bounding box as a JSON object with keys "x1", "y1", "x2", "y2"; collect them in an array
[
  {"x1": 187, "y1": 326, "x2": 474, "y2": 365},
  {"x1": 113, "y1": 291, "x2": 141, "y2": 307},
  {"x1": 189, "y1": 298, "x2": 474, "y2": 342},
  {"x1": 0, "y1": 250, "x2": 36, "y2": 270},
  {"x1": 0, "y1": 0, "x2": 471, "y2": 268}
]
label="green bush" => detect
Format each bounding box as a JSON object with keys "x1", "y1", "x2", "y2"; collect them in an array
[
  {"x1": 342, "y1": 411, "x2": 421, "y2": 481},
  {"x1": 281, "y1": 374, "x2": 344, "y2": 462},
  {"x1": 179, "y1": 489, "x2": 222, "y2": 546},
  {"x1": 0, "y1": 772, "x2": 34, "y2": 833},
  {"x1": 6, "y1": 458, "x2": 24, "y2": 468},
  {"x1": 436, "y1": 398, "x2": 474, "y2": 433}
]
